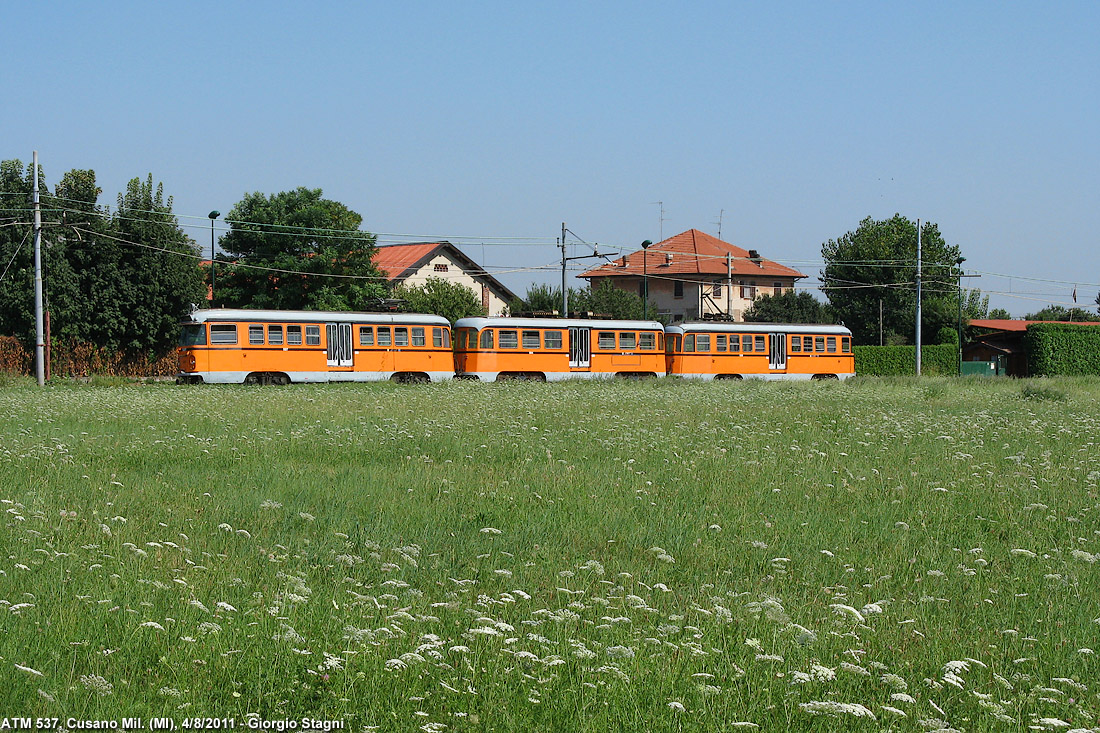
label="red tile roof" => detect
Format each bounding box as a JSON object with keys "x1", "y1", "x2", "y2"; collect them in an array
[
  {"x1": 579, "y1": 229, "x2": 805, "y2": 280},
  {"x1": 969, "y1": 319, "x2": 1100, "y2": 332},
  {"x1": 372, "y1": 242, "x2": 445, "y2": 280}
]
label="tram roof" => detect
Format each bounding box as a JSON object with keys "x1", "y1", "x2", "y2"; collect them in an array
[
  {"x1": 185, "y1": 309, "x2": 450, "y2": 326},
  {"x1": 455, "y1": 317, "x2": 665, "y2": 331},
  {"x1": 666, "y1": 322, "x2": 852, "y2": 335}
]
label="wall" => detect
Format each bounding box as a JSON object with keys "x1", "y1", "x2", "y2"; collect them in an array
[{"x1": 400, "y1": 254, "x2": 509, "y2": 315}]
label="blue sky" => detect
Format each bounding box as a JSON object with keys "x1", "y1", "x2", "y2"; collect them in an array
[{"x1": 5, "y1": 1, "x2": 1098, "y2": 315}]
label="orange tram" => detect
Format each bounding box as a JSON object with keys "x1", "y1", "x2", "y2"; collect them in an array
[
  {"x1": 177, "y1": 310, "x2": 856, "y2": 384},
  {"x1": 453, "y1": 317, "x2": 667, "y2": 381},
  {"x1": 177, "y1": 309, "x2": 454, "y2": 384},
  {"x1": 665, "y1": 322, "x2": 854, "y2": 381}
]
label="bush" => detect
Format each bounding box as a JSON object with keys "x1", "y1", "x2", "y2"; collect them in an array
[{"x1": 854, "y1": 344, "x2": 957, "y2": 376}]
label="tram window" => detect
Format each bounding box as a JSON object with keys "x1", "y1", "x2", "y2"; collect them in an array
[
  {"x1": 210, "y1": 324, "x2": 238, "y2": 345},
  {"x1": 544, "y1": 331, "x2": 563, "y2": 349},
  {"x1": 814, "y1": 336, "x2": 825, "y2": 353},
  {"x1": 180, "y1": 324, "x2": 207, "y2": 347},
  {"x1": 432, "y1": 328, "x2": 444, "y2": 347},
  {"x1": 394, "y1": 328, "x2": 409, "y2": 347},
  {"x1": 754, "y1": 335, "x2": 766, "y2": 352},
  {"x1": 639, "y1": 332, "x2": 655, "y2": 350},
  {"x1": 597, "y1": 332, "x2": 615, "y2": 349},
  {"x1": 620, "y1": 332, "x2": 636, "y2": 349},
  {"x1": 658, "y1": 333, "x2": 665, "y2": 351},
  {"x1": 268, "y1": 325, "x2": 284, "y2": 345},
  {"x1": 522, "y1": 330, "x2": 541, "y2": 348},
  {"x1": 480, "y1": 330, "x2": 494, "y2": 349},
  {"x1": 716, "y1": 334, "x2": 727, "y2": 352},
  {"x1": 377, "y1": 327, "x2": 392, "y2": 347},
  {"x1": 790, "y1": 336, "x2": 801, "y2": 353},
  {"x1": 443, "y1": 329, "x2": 450, "y2": 348},
  {"x1": 684, "y1": 334, "x2": 696, "y2": 353},
  {"x1": 696, "y1": 334, "x2": 711, "y2": 352},
  {"x1": 287, "y1": 325, "x2": 303, "y2": 345},
  {"x1": 359, "y1": 327, "x2": 374, "y2": 346},
  {"x1": 729, "y1": 335, "x2": 740, "y2": 353},
  {"x1": 305, "y1": 325, "x2": 321, "y2": 346},
  {"x1": 827, "y1": 337, "x2": 837, "y2": 353},
  {"x1": 742, "y1": 335, "x2": 753, "y2": 351},
  {"x1": 412, "y1": 327, "x2": 426, "y2": 346},
  {"x1": 803, "y1": 336, "x2": 813, "y2": 351},
  {"x1": 499, "y1": 330, "x2": 518, "y2": 348},
  {"x1": 842, "y1": 337, "x2": 851, "y2": 353},
  {"x1": 248, "y1": 325, "x2": 264, "y2": 344}
]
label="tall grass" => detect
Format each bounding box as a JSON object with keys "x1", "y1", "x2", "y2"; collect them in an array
[{"x1": 1, "y1": 377, "x2": 1098, "y2": 731}]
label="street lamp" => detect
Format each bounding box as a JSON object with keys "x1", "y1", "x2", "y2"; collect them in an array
[
  {"x1": 641, "y1": 240, "x2": 652, "y2": 319},
  {"x1": 208, "y1": 211, "x2": 220, "y2": 306},
  {"x1": 956, "y1": 256, "x2": 966, "y2": 375}
]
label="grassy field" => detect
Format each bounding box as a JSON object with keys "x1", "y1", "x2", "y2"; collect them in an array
[{"x1": 1, "y1": 376, "x2": 1098, "y2": 731}]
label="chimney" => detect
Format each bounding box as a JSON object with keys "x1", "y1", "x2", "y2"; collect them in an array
[
  {"x1": 748, "y1": 249, "x2": 763, "y2": 266},
  {"x1": 665, "y1": 253, "x2": 674, "y2": 266}
]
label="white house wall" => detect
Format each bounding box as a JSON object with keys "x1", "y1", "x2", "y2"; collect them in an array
[{"x1": 399, "y1": 254, "x2": 510, "y2": 316}]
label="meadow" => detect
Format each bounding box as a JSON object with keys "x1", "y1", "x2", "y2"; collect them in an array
[{"x1": 1, "y1": 376, "x2": 1098, "y2": 732}]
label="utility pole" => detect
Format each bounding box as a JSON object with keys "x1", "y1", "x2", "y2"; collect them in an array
[
  {"x1": 915, "y1": 219, "x2": 922, "y2": 376},
  {"x1": 561, "y1": 223, "x2": 568, "y2": 316},
  {"x1": 726, "y1": 253, "x2": 732, "y2": 318},
  {"x1": 33, "y1": 151, "x2": 44, "y2": 387}
]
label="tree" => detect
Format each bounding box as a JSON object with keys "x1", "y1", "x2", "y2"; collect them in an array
[
  {"x1": 743, "y1": 290, "x2": 833, "y2": 323},
  {"x1": 0, "y1": 161, "x2": 205, "y2": 355},
  {"x1": 821, "y1": 215, "x2": 963, "y2": 346},
  {"x1": 573, "y1": 281, "x2": 647, "y2": 320},
  {"x1": 394, "y1": 277, "x2": 485, "y2": 323},
  {"x1": 510, "y1": 283, "x2": 579, "y2": 315},
  {"x1": 1023, "y1": 305, "x2": 1100, "y2": 322},
  {"x1": 217, "y1": 188, "x2": 386, "y2": 310},
  {"x1": 988, "y1": 308, "x2": 1012, "y2": 320}
]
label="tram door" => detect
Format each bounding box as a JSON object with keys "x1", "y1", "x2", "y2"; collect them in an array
[
  {"x1": 326, "y1": 323, "x2": 353, "y2": 368},
  {"x1": 768, "y1": 332, "x2": 787, "y2": 372},
  {"x1": 569, "y1": 327, "x2": 591, "y2": 369}
]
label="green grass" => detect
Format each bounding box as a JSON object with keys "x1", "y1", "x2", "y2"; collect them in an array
[{"x1": 1, "y1": 377, "x2": 1098, "y2": 731}]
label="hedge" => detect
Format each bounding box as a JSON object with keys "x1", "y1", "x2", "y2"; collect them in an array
[
  {"x1": 1024, "y1": 323, "x2": 1100, "y2": 376},
  {"x1": 0, "y1": 336, "x2": 179, "y2": 378},
  {"x1": 854, "y1": 344, "x2": 957, "y2": 376}
]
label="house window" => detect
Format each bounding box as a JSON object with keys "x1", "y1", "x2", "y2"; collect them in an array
[
  {"x1": 740, "y1": 281, "x2": 757, "y2": 299},
  {"x1": 434, "y1": 263, "x2": 449, "y2": 272},
  {"x1": 268, "y1": 325, "x2": 283, "y2": 345},
  {"x1": 248, "y1": 325, "x2": 264, "y2": 345},
  {"x1": 359, "y1": 327, "x2": 374, "y2": 346},
  {"x1": 674, "y1": 281, "x2": 684, "y2": 298},
  {"x1": 499, "y1": 330, "x2": 518, "y2": 348},
  {"x1": 287, "y1": 325, "x2": 303, "y2": 345},
  {"x1": 544, "y1": 331, "x2": 563, "y2": 349},
  {"x1": 773, "y1": 282, "x2": 783, "y2": 295},
  {"x1": 713, "y1": 282, "x2": 723, "y2": 297},
  {"x1": 305, "y1": 325, "x2": 321, "y2": 345},
  {"x1": 210, "y1": 324, "x2": 237, "y2": 344}
]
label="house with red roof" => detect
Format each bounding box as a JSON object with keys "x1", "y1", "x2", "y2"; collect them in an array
[
  {"x1": 372, "y1": 242, "x2": 517, "y2": 316},
  {"x1": 579, "y1": 229, "x2": 806, "y2": 322}
]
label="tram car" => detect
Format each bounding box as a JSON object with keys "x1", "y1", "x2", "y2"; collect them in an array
[
  {"x1": 665, "y1": 322, "x2": 854, "y2": 381},
  {"x1": 453, "y1": 317, "x2": 666, "y2": 381},
  {"x1": 177, "y1": 309, "x2": 454, "y2": 384}
]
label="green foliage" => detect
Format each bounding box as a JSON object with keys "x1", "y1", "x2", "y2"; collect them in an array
[
  {"x1": 821, "y1": 215, "x2": 964, "y2": 346},
  {"x1": 742, "y1": 290, "x2": 833, "y2": 323},
  {"x1": 1024, "y1": 322, "x2": 1100, "y2": 376},
  {"x1": 1022, "y1": 305, "x2": 1100, "y2": 322},
  {"x1": 1020, "y1": 384, "x2": 1067, "y2": 402},
  {"x1": 510, "y1": 283, "x2": 571, "y2": 314},
  {"x1": 394, "y1": 277, "x2": 486, "y2": 323},
  {"x1": 217, "y1": 188, "x2": 387, "y2": 310},
  {"x1": 988, "y1": 307, "x2": 1012, "y2": 320},
  {"x1": 936, "y1": 326, "x2": 958, "y2": 345},
  {"x1": 0, "y1": 160, "x2": 205, "y2": 356},
  {"x1": 573, "y1": 281, "x2": 647, "y2": 320},
  {"x1": 853, "y1": 344, "x2": 958, "y2": 376}
]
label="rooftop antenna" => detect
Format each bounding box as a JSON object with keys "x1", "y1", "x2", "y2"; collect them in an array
[
  {"x1": 716, "y1": 209, "x2": 725, "y2": 239},
  {"x1": 651, "y1": 201, "x2": 664, "y2": 242}
]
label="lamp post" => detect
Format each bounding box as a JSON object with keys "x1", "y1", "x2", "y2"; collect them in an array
[
  {"x1": 208, "y1": 211, "x2": 220, "y2": 306},
  {"x1": 956, "y1": 256, "x2": 966, "y2": 375},
  {"x1": 641, "y1": 240, "x2": 652, "y2": 319}
]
